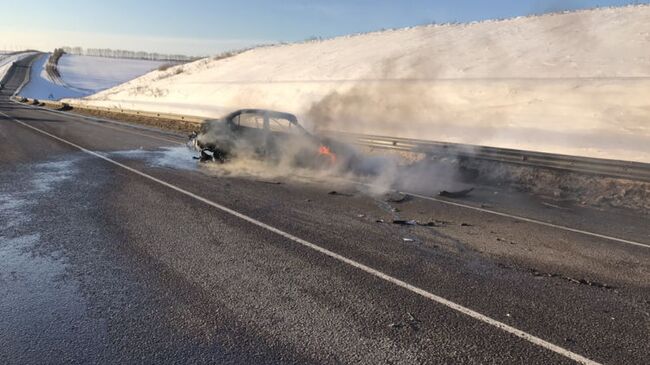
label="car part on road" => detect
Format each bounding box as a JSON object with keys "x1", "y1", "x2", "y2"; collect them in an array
[
  {"x1": 439, "y1": 188, "x2": 474, "y2": 198},
  {"x1": 392, "y1": 219, "x2": 417, "y2": 226}
]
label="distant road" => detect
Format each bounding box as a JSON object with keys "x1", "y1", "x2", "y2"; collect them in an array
[{"x1": 1, "y1": 56, "x2": 649, "y2": 364}]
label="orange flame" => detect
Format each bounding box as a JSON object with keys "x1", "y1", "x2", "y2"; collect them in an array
[{"x1": 318, "y1": 145, "x2": 337, "y2": 164}]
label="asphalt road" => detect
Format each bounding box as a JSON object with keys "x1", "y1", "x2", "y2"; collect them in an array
[{"x1": 1, "y1": 56, "x2": 649, "y2": 365}]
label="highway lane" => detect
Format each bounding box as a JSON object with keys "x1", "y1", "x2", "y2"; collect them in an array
[{"x1": 1, "y1": 57, "x2": 649, "y2": 364}]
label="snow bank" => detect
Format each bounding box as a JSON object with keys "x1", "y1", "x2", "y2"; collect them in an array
[
  {"x1": 20, "y1": 54, "x2": 164, "y2": 100},
  {"x1": 75, "y1": 5, "x2": 650, "y2": 163}
]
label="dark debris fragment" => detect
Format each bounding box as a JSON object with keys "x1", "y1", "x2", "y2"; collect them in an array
[
  {"x1": 385, "y1": 192, "x2": 412, "y2": 203},
  {"x1": 328, "y1": 191, "x2": 353, "y2": 197},
  {"x1": 388, "y1": 312, "x2": 422, "y2": 331},
  {"x1": 529, "y1": 268, "x2": 616, "y2": 290},
  {"x1": 439, "y1": 188, "x2": 474, "y2": 198},
  {"x1": 393, "y1": 219, "x2": 417, "y2": 226}
]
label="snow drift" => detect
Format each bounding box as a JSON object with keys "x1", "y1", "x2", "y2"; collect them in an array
[{"x1": 72, "y1": 5, "x2": 650, "y2": 163}]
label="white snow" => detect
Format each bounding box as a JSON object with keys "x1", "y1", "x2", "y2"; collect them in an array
[
  {"x1": 70, "y1": 5, "x2": 650, "y2": 162},
  {"x1": 20, "y1": 54, "x2": 164, "y2": 100},
  {"x1": 57, "y1": 55, "x2": 165, "y2": 93},
  {"x1": 20, "y1": 54, "x2": 86, "y2": 100}
]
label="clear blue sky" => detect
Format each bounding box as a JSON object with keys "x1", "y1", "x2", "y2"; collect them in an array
[{"x1": 1, "y1": 0, "x2": 647, "y2": 55}]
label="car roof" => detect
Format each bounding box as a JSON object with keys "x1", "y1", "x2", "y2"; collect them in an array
[{"x1": 224, "y1": 109, "x2": 298, "y2": 124}]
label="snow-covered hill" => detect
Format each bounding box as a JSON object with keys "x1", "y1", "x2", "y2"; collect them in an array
[
  {"x1": 20, "y1": 54, "x2": 164, "y2": 100},
  {"x1": 74, "y1": 5, "x2": 650, "y2": 162}
]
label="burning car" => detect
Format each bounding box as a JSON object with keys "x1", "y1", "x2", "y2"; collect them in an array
[{"x1": 188, "y1": 109, "x2": 340, "y2": 168}]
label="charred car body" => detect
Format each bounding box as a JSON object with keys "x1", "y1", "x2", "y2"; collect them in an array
[{"x1": 188, "y1": 109, "x2": 343, "y2": 168}]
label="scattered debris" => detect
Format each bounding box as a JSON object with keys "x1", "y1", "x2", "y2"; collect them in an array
[
  {"x1": 393, "y1": 219, "x2": 417, "y2": 226},
  {"x1": 328, "y1": 191, "x2": 353, "y2": 197},
  {"x1": 402, "y1": 238, "x2": 415, "y2": 242},
  {"x1": 357, "y1": 214, "x2": 365, "y2": 218},
  {"x1": 385, "y1": 192, "x2": 411, "y2": 203},
  {"x1": 460, "y1": 223, "x2": 473, "y2": 227},
  {"x1": 255, "y1": 180, "x2": 283, "y2": 185},
  {"x1": 576, "y1": 278, "x2": 615, "y2": 289},
  {"x1": 376, "y1": 219, "x2": 385, "y2": 223},
  {"x1": 417, "y1": 221, "x2": 437, "y2": 227},
  {"x1": 439, "y1": 188, "x2": 474, "y2": 198},
  {"x1": 389, "y1": 312, "x2": 422, "y2": 331},
  {"x1": 529, "y1": 268, "x2": 617, "y2": 289}
]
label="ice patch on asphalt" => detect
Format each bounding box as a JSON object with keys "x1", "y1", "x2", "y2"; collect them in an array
[
  {"x1": 110, "y1": 146, "x2": 198, "y2": 171},
  {"x1": 0, "y1": 156, "x2": 94, "y2": 351},
  {"x1": 152, "y1": 146, "x2": 198, "y2": 170},
  {"x1": 0, "y1": 230, "x2": 93, "y2": 354},
  {"x1": 31, "y1": 160, "x2": 78, "y2": 193},
  {"x1": 1, "y1": 158, "x2": 79, "y2": 233},
  {"x1": 0, "y1": 193, "x2": 30, "y2": 230}
]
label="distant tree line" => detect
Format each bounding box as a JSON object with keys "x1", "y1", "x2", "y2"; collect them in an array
[
  {"x1": 46, "y1": 48, "x2": 66, "y2": 78},
  {"x1": 60, "y1": 46, "x2": 199, "y2": 62}
]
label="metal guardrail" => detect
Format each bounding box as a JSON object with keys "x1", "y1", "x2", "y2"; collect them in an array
[
  {"x1": 12, "y1": 97, "x2": 650, "y2": 183},
  {"x1": 60, "y1": 101, "x2": 204, "y2": 123},
  {"x1": 10, "y1": 97, "x2": 205, "y2": 123},
  {"x1": 325, "y1": 131, "x2": 650, "y2": 182}
]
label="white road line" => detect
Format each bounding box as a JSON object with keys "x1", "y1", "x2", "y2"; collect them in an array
[
  {"x1": 340, "y1": 178, "x2": 650, "y2": 250},
  {"x1": 1, "y1": 111, "x2": 602, "y2": 365},
  {"x1": 9, "y1": 99, "x2": 185, "y2": 145},
  {"x1": 406, "y1": 191, "x2": 650, "y2": 249}
]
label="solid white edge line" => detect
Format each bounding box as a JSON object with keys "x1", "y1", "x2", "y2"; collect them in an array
[
  {"x1": 9, "y1": 98, "x2": 184, "y2": 145},
  {"x1": 341, "y1": 179, "x2": 650, "y2": 251},
  {"x1": 407, "y1": 192, "x2": 650, "y2": 249},
  {"x1": 1, "y1": 111, "x2": 602, "y2": 365}
]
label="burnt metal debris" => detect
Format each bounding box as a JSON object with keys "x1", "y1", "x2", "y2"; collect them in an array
[
  {"x1": 389, "y1": 312, "x2": 422, "y2": 331},
  {"x1": 393, "y1": 219, "x2": 417, "y2": 226},
  {"x1": 328, "y1": 191, "x2": 353, "y2": 197},
  {"x1": 438, "y1": 188, "x2": 474, "y2": 198},
  {"x1": 385, "y1": 192, "x2": 411, "y2": 203}
]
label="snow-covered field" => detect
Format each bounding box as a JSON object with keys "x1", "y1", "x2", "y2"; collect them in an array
[
  {"x1": 57, "y1": 55, "x2": 166, "y2": 93},
  {"x1": 69, "y1": 5, "x2": 650, "y2": 162},
  {"x1": 20, "y1": 54, "x2": 164, "y2": 100}
]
